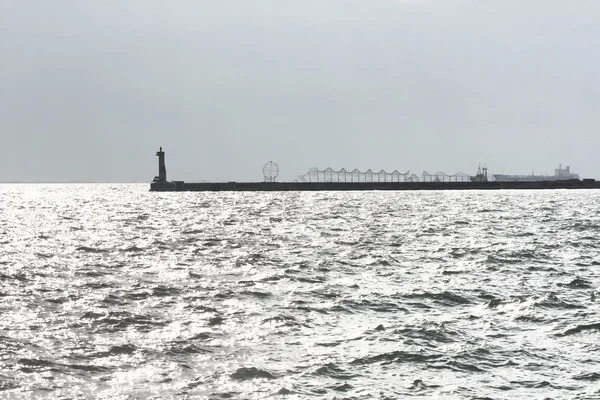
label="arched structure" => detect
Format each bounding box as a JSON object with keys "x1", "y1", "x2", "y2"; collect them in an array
[
  {"x1": 296, "y1": 167, "x2": 417, "y2": 183},
  {"x1": 421, "y1": 171, "x2": 472, "y2": 182}
]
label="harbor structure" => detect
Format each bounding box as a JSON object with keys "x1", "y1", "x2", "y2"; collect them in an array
[{"x1": 150, "y1": 148, "x2": 600, "y2": 192}]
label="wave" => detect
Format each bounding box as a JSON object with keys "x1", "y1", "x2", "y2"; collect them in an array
[
  {"x1": 207, "y1": 316, "x2": 225, "y2": 326},
  {"x1": 429, "y1": 360, "x2": 484, "y2": 373},
  {"x1": 557, "y1": 322, "x2": 600, "y2": 336},
  {"x1": 536, "y1": 293, "x2": 585, "y2": 310},
  {"x1": 76, "y1": 246, "x2": 110, "y2": 253},
  {"x1": 66, "y1": 363, "x2": 112, "y2": 373},
  {"x1": 393, "y1": 326, "x2": 460, "y2": 344},
  {"x1": 242, "y1": 290, "x2": 273, "y2": 299},
  {"x1": 557, "y1": 278, "x2": 593, "y2": 289},
  {"x1": 336, "y1": 298, "x2": 409, "y2": 313},
  {"x1": 167, "y1": 344, "x2": 212, "y2": 355},
  {"x1": 275, "y1": 387, "x2": 294, "y2": 395},
  {"x1": 82, "y1": 311, "x2": 167, "y2": 332},
  {"x1": 18, "y1": 358, "x2": 55, "y2": 368},
  {"x1": 230, "y1": 367, "x2": 277, "y2": 380},
  {"x1": 573, "y1": 372, "x2": 600, "y2": 381},
  {"x1": 408, "y1": 379, "x2": 441, "y2": 392},
  {"x1": 351, "y1": 350, "x2": 442, "y2": 365},
  {"x1": 0, "y1": 273, "x2": 29, "y2": 282},
  {"x1": 312, "y1": 363, "x2": 358, "y2": 380},
  {"x1": 152, "y1": 285, "x2": 181, "y2": 297},
  {"x1": 122, "y1": 246, "x2": 146, "y2": 252},
  {"x1": 18, "y1": 358, "x2": 111, "y2": 375},
  {"x1": 0, "y1": 375, "x2": 18, "y2": 391},
  {"x1": 108, "y1": 344, "x2": 136, "y2": 355},
  {"x1": 508, "y1": 380, "x2": 564, "y2": 390},
  {"x1": 403, "y1": 291, "x2": 472, "y2": 306},
  {"x1": 330, "y1": 383, "x2": 353, "y2": 392}
]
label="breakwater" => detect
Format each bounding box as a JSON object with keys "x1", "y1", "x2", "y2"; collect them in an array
[
  {"x1": 150, "y1": 179, "x2": 600, "y2": 192},
  {"x1": 150, "y1": 148, "x2": 600, "y2": 191}
]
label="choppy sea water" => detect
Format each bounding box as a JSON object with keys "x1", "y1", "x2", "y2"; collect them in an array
[{"x1": 1, "y1": 184, "x2": 600, "y2": 399}]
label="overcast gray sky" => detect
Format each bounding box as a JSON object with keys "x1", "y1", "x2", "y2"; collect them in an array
[{"x1": 1, "y1": 0, "x2": 599, "y2": 182}]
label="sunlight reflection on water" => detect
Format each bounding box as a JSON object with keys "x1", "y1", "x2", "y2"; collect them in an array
[{"x1": 0, "y1": 184, "x2": 599, "y2": 398}]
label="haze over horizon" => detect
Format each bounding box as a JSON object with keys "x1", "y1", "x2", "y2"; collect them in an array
[{"x1": 1, "y1": 1, "x2": 599, "y2": 183}]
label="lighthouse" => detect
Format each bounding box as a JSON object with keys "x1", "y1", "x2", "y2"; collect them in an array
[{"x1": 154, "y1": 147, "x2": 167, "y2": 182}]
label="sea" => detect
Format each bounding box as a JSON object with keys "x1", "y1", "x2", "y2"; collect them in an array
[{"x1": 1, "y1": 184, "x2": 599, "y2": 399}]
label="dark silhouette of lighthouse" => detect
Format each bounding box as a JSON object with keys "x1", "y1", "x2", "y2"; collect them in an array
[{"x1": 154, "y1": 147, "x2": 167, "y2": 182}]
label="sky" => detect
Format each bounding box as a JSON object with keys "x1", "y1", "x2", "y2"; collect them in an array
[{"x1": 1, "y1": 0, "x2": 600, "y2": 182}]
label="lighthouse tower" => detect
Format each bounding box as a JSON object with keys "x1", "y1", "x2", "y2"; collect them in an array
[{"x1": 154, "y1": 147, "x2": 167, "y2": 182}]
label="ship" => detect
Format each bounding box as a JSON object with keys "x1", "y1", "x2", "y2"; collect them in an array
[{"x1": 493, "y1": 164, "x2": 580, "y2": 182}]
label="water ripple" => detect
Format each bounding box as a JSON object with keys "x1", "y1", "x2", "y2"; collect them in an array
[{"x1": 0, "y1": 185, "x2": 599, "y2": 398}]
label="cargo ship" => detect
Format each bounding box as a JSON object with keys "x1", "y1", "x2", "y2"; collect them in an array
[
  {"x1": 150, "y1": 148, "x2": 600, "y2": 191},
  {"x1": 493, "y1": 164, "x2": 579, "y2": 182}
]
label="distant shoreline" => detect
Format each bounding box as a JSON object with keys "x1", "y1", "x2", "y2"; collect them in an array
[{"x1": 0, "y1": 181, "x2": 149, "y2": 184}]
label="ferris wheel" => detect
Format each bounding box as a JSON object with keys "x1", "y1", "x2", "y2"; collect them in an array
[{"x1": 263, "y1": 161, "x2": 279, "y2": 182}]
